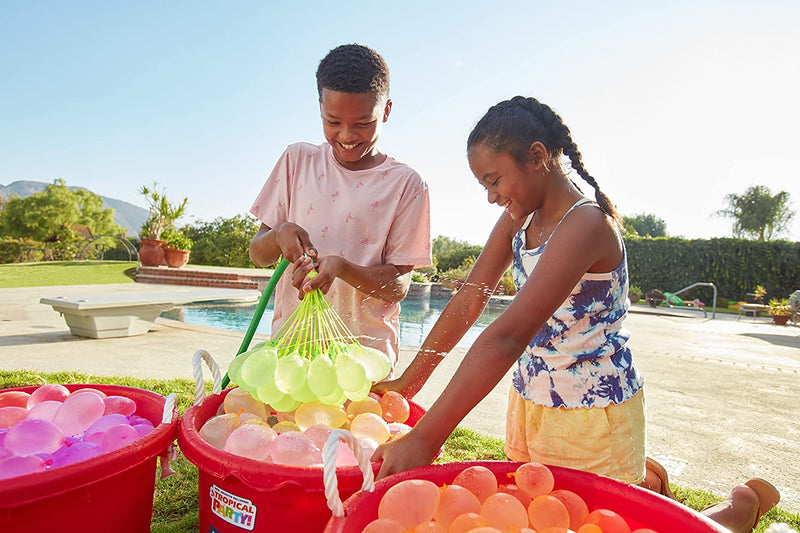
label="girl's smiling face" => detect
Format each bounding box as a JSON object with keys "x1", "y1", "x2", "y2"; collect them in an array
[
  {"x1": 320, "y1": 88, "x2": 391, "y2": 171},
  {"x1": 468, "y1": 142, "x2": 539, "y2": 220}
]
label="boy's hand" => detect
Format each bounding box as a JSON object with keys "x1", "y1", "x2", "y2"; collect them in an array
[
  {"x1": 298, "y1": 255, "x2": 347, "y2": 296},
  {"x1": 275, "y1": 222, "x2": 317, "y2": 263}
]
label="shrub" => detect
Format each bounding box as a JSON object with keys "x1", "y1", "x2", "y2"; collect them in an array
[
  {"x1": 161, "y1": 229, "x2": 193, "y2": 251},
  {"x1": 411, "y1": 270, "x2": 430, "y2": 283}
]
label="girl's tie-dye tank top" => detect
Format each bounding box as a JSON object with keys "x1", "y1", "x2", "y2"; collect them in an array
[{"x1": 511, "y1": 198, "x2": 643, "y2": 408}]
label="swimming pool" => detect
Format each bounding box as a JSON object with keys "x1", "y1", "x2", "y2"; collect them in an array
[{"x1": 160, "y1": 297, "x2": 505, "y2": 348}]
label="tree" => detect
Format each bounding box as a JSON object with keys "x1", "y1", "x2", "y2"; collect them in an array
[
  {"x1": 717, "y1": 185, "x2": 794, "y2": 241},
  {"x1": 623, "y1": 213, "x2": 667, "y2": 237},
  {"x1": 183, "y1": 214, "x2": 261, "y2": 268},
  {"x1": 0, "y1": 179, "x2": 124, "y2": 240}
]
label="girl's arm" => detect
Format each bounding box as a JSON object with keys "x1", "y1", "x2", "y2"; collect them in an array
[
  {"x1": 373, "y1": 205, "x2": 621, "y2": 478},
  {"x1": 374, "y1": 213, "x2": 516, "y2": 398}
]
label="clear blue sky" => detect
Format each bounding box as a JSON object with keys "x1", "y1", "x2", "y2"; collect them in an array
[{"x1": 2, "y1": 1, "x2": 799, "y2": 243}]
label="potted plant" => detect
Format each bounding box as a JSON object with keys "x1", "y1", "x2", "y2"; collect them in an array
[
  {"x1": 137, "y1": 182, "x2": 188, "y2": 267},
  {"x1": 161, "y1": 229, "x2": 193, "y2": 268},
  {"x1": 767, "y1": 298, "x2": 792, "y2": 325}
]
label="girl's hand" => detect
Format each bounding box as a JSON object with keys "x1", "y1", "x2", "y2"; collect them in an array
[
  {"x1": 371, "y1": 374, "x2": 419, "y2": 400},
  {"x1": 372, "y1": 429, "x2": 439, "y2": 480}
]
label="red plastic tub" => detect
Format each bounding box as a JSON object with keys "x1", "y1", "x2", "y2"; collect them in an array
[
  {"x1": 324, "y1": 460, "x2": 730, "y2": 532},
  {"x1": 0, "y1": 383, "x2": 179, "y2": 533},
  {"x1": 178, "y1": 388, "x2": 426, "y2": 533}
]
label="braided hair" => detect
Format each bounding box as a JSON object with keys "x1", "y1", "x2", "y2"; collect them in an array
[
  {"x1": 467, "y1": 96, "x2": 621, "y2": 225},
  {"x1": 316, "y1": 44, "x2": 390, "y2": 100}
]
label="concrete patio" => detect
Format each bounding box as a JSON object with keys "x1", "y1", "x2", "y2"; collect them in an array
[{"x1": 1, "y1": 283, "x2": 798, "y2": 513}]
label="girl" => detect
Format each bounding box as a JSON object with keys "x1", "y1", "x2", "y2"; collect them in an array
[{"x1": 373, "y1": 96, "x2": 778, "y2": 533}]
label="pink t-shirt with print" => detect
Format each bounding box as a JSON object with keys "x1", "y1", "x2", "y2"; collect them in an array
[{"x1": 250, "y1": 142, "x2": 432, "y2": 366}]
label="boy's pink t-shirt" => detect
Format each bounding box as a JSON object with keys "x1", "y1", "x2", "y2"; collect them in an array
[{"x1": 250, "y1": 142, "x2": 432, "y2": 364}]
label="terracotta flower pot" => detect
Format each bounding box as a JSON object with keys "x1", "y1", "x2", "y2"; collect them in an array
[
  {"x1": 772, "y1": 315, "x2": 790, "y2": 326},
  {"x1": 138, "y1": 238, "x2": 166, "y2": 266},
  {"x1": 164, "y1": 248, "x2": 190, "y2": 268}
]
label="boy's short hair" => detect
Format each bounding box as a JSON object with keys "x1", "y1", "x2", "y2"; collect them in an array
[{"x1": 316, "y1": 44, "x2": 390, "y2": 100}]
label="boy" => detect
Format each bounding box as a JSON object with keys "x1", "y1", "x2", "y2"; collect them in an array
[{"x1": 249, "y1": 44, "x2": 432, "y2": 366}]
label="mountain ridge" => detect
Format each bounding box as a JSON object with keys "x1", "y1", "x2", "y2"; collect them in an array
[{"x1": 0, "y1": 180, "x2": 148, "y2": 237}]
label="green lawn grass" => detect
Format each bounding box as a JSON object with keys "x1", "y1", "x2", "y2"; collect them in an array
[
  {"x1": 1, "y1": 370, "x2": 796, "y2": 532},
  {"x1": 0, "y1": 260, "x2": 137, "y2": 288}
]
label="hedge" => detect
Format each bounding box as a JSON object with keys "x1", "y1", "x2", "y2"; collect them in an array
[{"x1": 626, "y1": 237, "x2": 800, "y2": 301}]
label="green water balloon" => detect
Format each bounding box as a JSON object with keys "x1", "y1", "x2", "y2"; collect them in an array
[
  {"x1": 274, "y1": 352, "x2": 308, "y2": 394},
  {"x1": 240, "y1": 345, "x2": 278, "y2": 389},
  {"x1": 348, "y1": 344, "x2": 392, "y2": 382},
  {"x1": 307, "y1": 355, "x2": 338, "y2": 398},
  {"x1": 334, "y1": 352, "x2": 368, "y2": 392}
]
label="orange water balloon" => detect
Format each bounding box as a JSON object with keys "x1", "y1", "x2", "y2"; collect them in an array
[
  {"x1": 452, "y1": 465, "x2": 498, "y2": 502},
  {"x1": 497, "y1": 483, "x2": 531, "y2": 507},
  {"x1": 550, "y1": 488, "x2": 588, "y2": 529},
  {"x1": 379, "y1": 391, "x2": 410, "y2": 423},
  {"x1": 582, "y1": 509, "x2": 631, "y2": 533},
  {"x1": 514, "y1": 461, "x2": 555, "y2": 499},
  {"x1": 435, "y1": 484, "x2": 482, "y2": 527},
  {"x1": 480, "y1": 492, "x2": 529, "y2": 532},
  {"x1": 448, "y1": 512, "x2": 486, "y2": 533},
  {"x1": 378, "y1": 479, "x2": 440, "y2": 530},
  {"x1": 527, "y1": 494, "x2": 570, "y2": 531},
  {"x1": 361, "y1": 517, "x2": 406, "y2": 533},
  {"x1": 414, "y1": 521, "x2": 447, "y2": 533},
  {"x1": 576, "y1": 524, "x2": 603, "y2": 533}
]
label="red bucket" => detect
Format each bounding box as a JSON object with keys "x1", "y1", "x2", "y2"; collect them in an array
[
  {"x1": 178, "y1": 388, "x2": 426, "y2": 533},
  {"x1": 324, "y1": 460, "x2": 730, "y2": 532},
  {"x1": 0, "y1": 384, "x2": 179, "y2": 533}
]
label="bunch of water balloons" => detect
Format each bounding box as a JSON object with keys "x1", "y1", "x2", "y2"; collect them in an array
[
  {"x1": 363, "y1": 462, "x2": 662, "y2": 533},
  {"x1": 227, "y1": 279, "x2": 392, "y2": 410},
  {"x1": 0, "y1": 385, "x2": 155, "y2": 481},
  {"x1": 199, "y1": 387, "x2": 412, "y2": 468}
]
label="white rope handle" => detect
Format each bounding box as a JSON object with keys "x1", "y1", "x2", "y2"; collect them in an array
[
  {"x1": 323, "y1": 428, "x2": 375, "y2": 517},
  {"x1": 161, "y1": 393, "x2": 177, "y2": 424},
  {"x1": 192, "y1": 349, "x2": 222, "y2": 406}
]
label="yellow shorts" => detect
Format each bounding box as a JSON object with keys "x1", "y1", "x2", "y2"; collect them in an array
[{"x1": 505, "y1": 386, "x2": 646, "y2": 484}]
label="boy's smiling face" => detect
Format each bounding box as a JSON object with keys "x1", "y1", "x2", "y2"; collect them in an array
[{"x1": 320, "y1": 88, "x2": 391, "y2": 171}]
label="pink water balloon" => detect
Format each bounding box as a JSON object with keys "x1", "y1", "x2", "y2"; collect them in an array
[
  {"x1": 0, "y1": 391, "x2": 30, "y2": 409},
  {"x1": 52, "y1": 392, "x2": 106, "y2": 437},
  {"x1": 0, "y1": 454, "x2": 46, "y2": 479},
  {"x1": 5, "y1": 419, "x2": 65, "y2": 456},
  {"x1": 132, "y1": 420, "x2": 155, "y2": 438},
  {"x1": 27, "y1": 384, "x2": 70, "y2": 408},
  {"x1": 304, "y1": 424, "x2": 334, "y2": 451},
  {"x1": 85, "y1": 414, "x2": 129, "y2": 438},
  {"x1": 0, "y1": 406, "x2": 27, "y2": 429},
  {"x1": 224, "y1": 424, "x2": 277, "y2": 461},
  {"x1": 69, "y1": 387, "x2": 107, "y2": 398},
  {"x1": 26, "y1": 400, "x2": 63, "y2": 422},
  {"x1": 102, "y1": 395, "x2": 137, "y2": 416},
  {"x1": 101, "y1": 424, "x2": 139, "y2": 452},
  {"x1": 270, "y1": 431, "x2": 323, "y2": 467},
  {"x1": 51, "y1": 441, "x2": 102, "y2": 468}
]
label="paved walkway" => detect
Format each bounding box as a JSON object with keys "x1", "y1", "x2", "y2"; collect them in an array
[{"x1": 1, "y1": 283, "x2": 798, "y2": 513}]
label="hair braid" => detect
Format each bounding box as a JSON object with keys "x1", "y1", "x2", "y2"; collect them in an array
[{"x1": 468, "y1": 95, "x2": 622, "y2": 226}]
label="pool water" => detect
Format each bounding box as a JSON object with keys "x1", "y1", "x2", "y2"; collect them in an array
[{"x1": 160, "y1": 297, "x2": 505, "y2": 348}]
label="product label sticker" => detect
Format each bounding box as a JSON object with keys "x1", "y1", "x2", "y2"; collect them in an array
[{"x1": 209, "y1": 484, "x2": 257, "y2": 530}]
